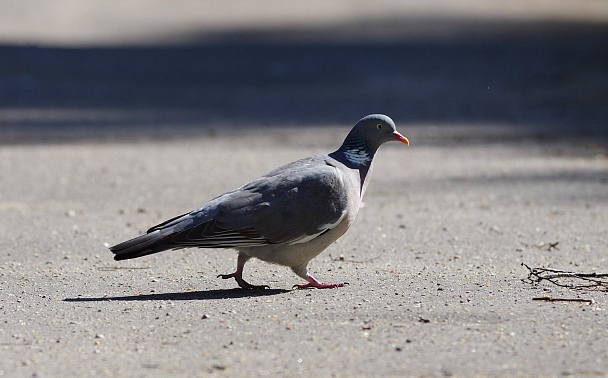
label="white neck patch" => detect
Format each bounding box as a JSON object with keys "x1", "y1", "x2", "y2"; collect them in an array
[{"x1": 343, "y1": 148, "x2": 370, "y2": 166}]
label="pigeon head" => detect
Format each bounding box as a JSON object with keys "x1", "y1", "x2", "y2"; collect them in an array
[
  {"x1": 332, "y1": 114, "x2": 409, "y2": 167},
  {"x1": 352, "y1": 114, "x2": 409, "y2": 149}
]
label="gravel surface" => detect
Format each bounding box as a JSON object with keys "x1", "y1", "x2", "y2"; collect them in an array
[
  {"x1": 1, "y1": 1, "x2": 607, "y2": 377},
  {"x1": 2, "y1": 133, "x2": 607, "y2": 377}
]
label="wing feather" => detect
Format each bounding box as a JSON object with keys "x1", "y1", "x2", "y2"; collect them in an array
[{"x1": 155, "y1": 157, "x2": 350, "y2": 249}]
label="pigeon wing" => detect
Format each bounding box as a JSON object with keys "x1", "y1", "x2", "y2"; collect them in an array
[{"x1": 157, "y1": 158, "x2": 349, "y2": 248}]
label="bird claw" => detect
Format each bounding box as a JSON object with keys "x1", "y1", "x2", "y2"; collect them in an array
[
  {"x1": 293, "y1": 281, "x2": 349, "y2": 290},
  {"x1": 217, "y1": 273, "x2": 269, "y2": 290}
]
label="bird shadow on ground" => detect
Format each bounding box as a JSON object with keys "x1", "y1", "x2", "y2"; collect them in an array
[{"x1": 63, "y1": 288, "x2": 290, "y2": 302}]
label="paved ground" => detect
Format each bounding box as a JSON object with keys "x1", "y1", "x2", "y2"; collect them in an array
[{"x1": 1, "y1": 1, "x2": 607, "y2": 377}]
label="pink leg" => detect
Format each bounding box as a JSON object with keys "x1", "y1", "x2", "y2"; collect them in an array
[
  {"x1": 217, "y1": 254, "x2": 269, "y2": 289},
  {"x1": 294, "y1": 274, "x2": 348, "y2": 290}
]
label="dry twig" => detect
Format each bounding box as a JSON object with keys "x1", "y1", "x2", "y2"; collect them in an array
[
  {"x1": 521, "y1": 262, "x2": 608, "y2": 291},
  {"x1": 532, "y1": 296, "x2": 595, "y2": 304}
]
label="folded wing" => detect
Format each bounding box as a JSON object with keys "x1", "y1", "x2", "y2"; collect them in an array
[{"x1": 153, "y1": 157, "x2": 349, "y2": 249}]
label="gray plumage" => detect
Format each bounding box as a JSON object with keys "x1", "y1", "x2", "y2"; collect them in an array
[{"x1": 110, "y1": 114, "x2": 409, "y2": 289}]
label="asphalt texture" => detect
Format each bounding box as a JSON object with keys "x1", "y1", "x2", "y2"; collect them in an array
[{"x1": 1, "y1": 1, "x2": 607, "y2": 377}]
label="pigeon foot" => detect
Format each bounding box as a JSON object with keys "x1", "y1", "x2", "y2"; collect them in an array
[
  {"x1": 294, "y1": 274, "x2": 349, "y2": 289},
  {"x1": 217, "y1": 273, "x2": 269, "y2": 290}
]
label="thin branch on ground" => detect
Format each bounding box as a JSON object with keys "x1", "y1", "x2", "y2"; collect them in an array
[
  {"x1": 521, "y1": 262, "x2": 608, "y2": 291},
  {"x1": 532, "y1": 296, "x2": 595, "y2": 304}
]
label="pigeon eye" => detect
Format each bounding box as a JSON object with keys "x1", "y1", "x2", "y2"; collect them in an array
[{"x1": 376, "y1": 124, "x2": 382, "y2": 129}]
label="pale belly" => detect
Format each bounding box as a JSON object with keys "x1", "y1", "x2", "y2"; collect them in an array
[{"x1": 238, "y1": 213, "x2": 352, "y2": 268}]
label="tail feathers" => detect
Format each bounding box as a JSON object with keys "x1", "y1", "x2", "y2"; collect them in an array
[{"x1": 110, "y1": 230, "x2": 171, "y2": 261}]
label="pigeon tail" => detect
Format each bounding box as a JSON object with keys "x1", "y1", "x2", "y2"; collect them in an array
[{"x1": 110, "y1": 230, "x2": 171, "y2": 261}]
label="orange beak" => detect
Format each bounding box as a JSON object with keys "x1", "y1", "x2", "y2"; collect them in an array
[{"x1": 393, "y1": 131, "x2": 410, "y2": 146}]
